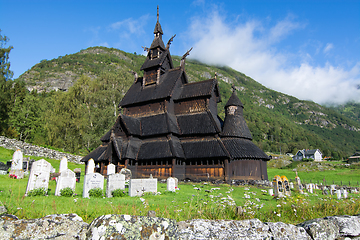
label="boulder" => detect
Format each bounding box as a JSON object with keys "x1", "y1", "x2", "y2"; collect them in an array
[
  {"x1": 178, "y1": 218, "x2": 271, "y2": 239},
  {"x1": 0, "y1": 213, "x2": 88, "y2": 239},
  {"x1": 86, "y1": 214, "x2": 177, "y2": 239}
]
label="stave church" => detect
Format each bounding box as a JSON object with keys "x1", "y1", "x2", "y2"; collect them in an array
[{"x1": 81, "y1": 7, "x2": 270, "y2": 181}]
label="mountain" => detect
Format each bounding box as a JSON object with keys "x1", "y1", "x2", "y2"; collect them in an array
[{"x1": 15, "y1": 46, "x2": 360, "y2": 158}]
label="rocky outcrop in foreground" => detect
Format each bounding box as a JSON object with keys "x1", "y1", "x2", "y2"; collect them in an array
[
  {"x1": 0, "y1": 136, "x2": 83, "y2": 164},
  {"x1": 1, "y1": 213, "x2": 359, "y2": 240}
]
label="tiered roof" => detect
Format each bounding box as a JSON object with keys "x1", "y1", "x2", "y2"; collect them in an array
[{"x1": 81, "y1": 7, "x2": 269, "y2": 167}]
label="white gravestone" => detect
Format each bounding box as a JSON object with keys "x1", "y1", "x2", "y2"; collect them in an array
[
  {"x1": 289, "y1": 182, "x2": 294, "y2": 189},
  {"x1": 167, "y1": 177, "x2": 176, "y2": 192},
  {"x1": 129, "y1": 178, "x2": 157, "y2": 197},
  {"x1": 59, "y1": 157, "x2": 68, "y2": 173},
  {"x1": 107, "y1": 163, "x2": 116, "y2": 175},
  {"x1": 342, "y1": 189, "x2": 348, "y2": 199},
  {"x1": 87, "y1": 159, "x2": 95, "y2": 174},
  {"x1": 9, "y1": 149, "x2": 24, "y2": 179},
  {"x1": 83, "y1": 172, "x2": 104, "y2": 198},
  {"x1": 55, "y1": 169, "x2": 76, "y2": 196},
  {"x1": 336, "y1": 189, "x2": 342, "y2": 200},
  {"x1": 11, "y1": 149, "x2": 23, "y2": 170},
  {"x1": 25, "y1": 159, "x2": 52, "y2": 196},
  {"x1": 106, "y1": 173, "x2": 126, "y2": 198},
  {"x1": 268, "y1": 188, "x2": 274, "y2": 196}
]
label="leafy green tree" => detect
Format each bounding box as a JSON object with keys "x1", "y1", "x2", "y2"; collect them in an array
[{"x1": 0, "y1": 30, "x2": 13, "y2": 134}]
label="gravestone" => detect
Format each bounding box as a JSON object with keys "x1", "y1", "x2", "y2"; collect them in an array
[
  {"x1": 268, "y1": 188, "x2": 274, "y2": 196},
  {"x1": 86, "y1": 159, "x2": 95, "y2": 174},
  {"x1": 59, "y1": 157, "x2": 68, "y2": 173},
  {"x1": 294, "y1": 173, "x2": 303, "y2": 194},
  {"x1": 25, "y1": 159, "x2": 52, "y2": 196},
  {"x1": 11, "y1": 149, "x2": 23, "y2": 170},
  {"x1": 107, "y1": 163, "x2": 116, "y2": 175},
  {"x1": 272, "y1": 175, "x2": 284, "y2": 198},
  {"x1": 0, "y1": 162, "x2": 9, "y2": 172},
  {"x1": 9, "y1": 149, "x2": 24, "y2": 179},
  {"x1": 336, "y1": 189, "x2": 342, "y2": 200},
  {"x1": 55, "y1": 169, "x2": 76, "y2": 196},
  {"x1": 330, "y1": 185, "x2": 337, "y2": 195},
  {"x1": 167, "y1": 177, "x2": 176, "y2": 192},
  {"x1": 74, "y1": 168, "x2": 81, "y2": 182},
  {"x1": 322, "y1": 187, "x2": 329, "y2": 195},
  {"x1": 281, "y1": 176, "x2": 291, "y2": 196},
  {"x1": 342, "y1": 189, "x2": 348, "y2": 199},
  {"x1": 120, "y1": 168, "x2": 132, "y2": 180},
  {"x1": 83, "y1": 172, "x2": 104, "y2": 198},
  {"x1": 129, "y1": 178, "x2": 157, "y2": 197},
  {"x1": 289, "y1": 182, "x2": 294, "y2": 189},
  {"x1": 106, "y1": 173, "x2": 126, "y2": 198}
]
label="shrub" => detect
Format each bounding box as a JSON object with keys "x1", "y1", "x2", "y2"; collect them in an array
[
  {"x1": 88, "y1": 188, "x2": 103, "y2": 198},
  {"x1": 111, "y1": 189, "x2": 126, "y2": 197},
  {"x1": 60, "y1": 187, "x2": 74, "y2": 197},
  {"x1": 27, "y1": 188, "x2": 48, "y2": 196}
]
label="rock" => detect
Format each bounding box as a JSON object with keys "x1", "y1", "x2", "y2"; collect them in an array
[
  {"x1": 86, "y1": 214, "x2": 177, "y2": 240},
  {"x1": 0, "y1": 201, "x2": 6, "y2": 215},
  {"x1": 326, "y1": 215, "x2": 360, "y2": 237},
  {"x1": 297, "y1": 217, "x2": 340, "y2": 240},
  {"x1": 147, "y1": 210, "x2": 156, "y2": 217},
  {"x1": 0, "y1": 136, "x2": 83, "y2": 164},
  {"x1": 266, "y1": 221, "x2": 311, "y2": 239},
  {"x1": 0, "y1": 213, "x2": 88, "y2": 240},
  {"x1": 177, "y1": 218, "x2": 272, "y2": 239}
]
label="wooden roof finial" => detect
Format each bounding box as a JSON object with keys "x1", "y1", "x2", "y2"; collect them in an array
[
  {"x1": 157, "y1": 5, "x2": 159, "y2": 22},
  {"x1": 181, "y1": 47, "x2": 193, "y2": 68},
  {"x1": 166, "y1": 34, "x2": 176, "y2": 49}
]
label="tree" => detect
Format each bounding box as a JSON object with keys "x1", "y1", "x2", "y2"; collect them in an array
[{"x1": 0, "y1": 30, "x2": 14, "y2": 134}]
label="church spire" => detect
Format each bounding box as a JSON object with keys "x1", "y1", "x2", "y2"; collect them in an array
[
  {"x1": 151, "y1": 6, "x2": 165, "y2": 50},
  {"x1": 221, "y1": 88, "x2": 252, "y2": 139}
]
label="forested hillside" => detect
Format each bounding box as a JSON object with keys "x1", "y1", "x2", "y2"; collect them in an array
[{"x1": 3, "y1": 46, "x2": 360, "y2": 159}]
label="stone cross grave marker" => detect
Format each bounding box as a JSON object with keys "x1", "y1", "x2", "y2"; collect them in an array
[
  {"x1": 106, "y1": 173, "x2": 125, "y2": 198},
  {"x1": 86, "y1": 159, "x2": 95, "y2": 174},
  {"x1": 107, "y1": 163, "x2": 116, "y2": 175},
  {"x1": 83, "y1": 172, "x2": 104, "y2": 198},
  {"x1": 129, "y1": 178, "x2": 157, "y2": 197},
  {"x1": 167, "y1": 177, "x2": 176, "y2": 192},
  {"x1": 55, "y1": 169, "x2": 76, "y2": 196},
  {"x1": 59, "y1": 157, "x2": 68, "y2": 173},
  {"x1": 25, "y1": 159, "x2": 52, "y2": 196}
]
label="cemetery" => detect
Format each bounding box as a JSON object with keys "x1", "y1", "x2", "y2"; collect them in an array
[
  {"x1": 1, "y1": 7, "x2": 360, "y2": 240},
  {"x1": 0, "y1": 146, "x2": 360, "y2": 238}
]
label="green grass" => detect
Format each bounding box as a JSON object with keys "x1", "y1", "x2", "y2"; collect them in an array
[{"x1": 1, "y1": 146, "x2": 360, "y2": 224}]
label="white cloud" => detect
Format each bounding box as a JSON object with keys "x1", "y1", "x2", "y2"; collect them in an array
[
  {"x1": 188, "y1": 11, "x2": 360, "y2": 105},
  {"x1": 109, "y1": 15, "x2": 150, "y2": 35},
  {"x1": 323, "y1": 43, "x2": 334, "y2": 54}
]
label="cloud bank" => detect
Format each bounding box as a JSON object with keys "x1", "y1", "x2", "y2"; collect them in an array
[{"x1": 187, "y1": 12, "x2": 360, "y2": 105}]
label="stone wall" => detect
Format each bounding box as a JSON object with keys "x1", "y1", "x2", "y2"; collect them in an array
[
  {"x1": 0, "y1": 136, "x2": 83, "y2": 164},
  {"x1": 1, "y1": 213, "x2": 359, "y2": 239}
]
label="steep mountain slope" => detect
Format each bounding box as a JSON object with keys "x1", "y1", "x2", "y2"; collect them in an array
[{"x1": 16, "y1": 46, "x2": 360, "y2": 158}]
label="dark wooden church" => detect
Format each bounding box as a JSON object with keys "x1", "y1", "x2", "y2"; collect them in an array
[{"x1": 81, "y1": 8, "x2": 270, "y2": 181}]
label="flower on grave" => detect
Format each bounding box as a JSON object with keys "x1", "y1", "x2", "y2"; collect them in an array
[{"x1": 51, "y1": 177, "x2": 56, "y2": 181}]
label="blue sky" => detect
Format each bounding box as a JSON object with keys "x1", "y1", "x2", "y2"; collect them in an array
[{"x1": 1, "y1": 0, "x2": 360, "y2": 105}]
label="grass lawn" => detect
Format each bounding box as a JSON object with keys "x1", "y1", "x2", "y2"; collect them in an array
[{"x1": 1, "y1": 146, "x2": 360, "y2": 224}]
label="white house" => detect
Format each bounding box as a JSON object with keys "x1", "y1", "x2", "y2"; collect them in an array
[{"x1": 293, "y1": 149, "x2": 322, "y2": 161}]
